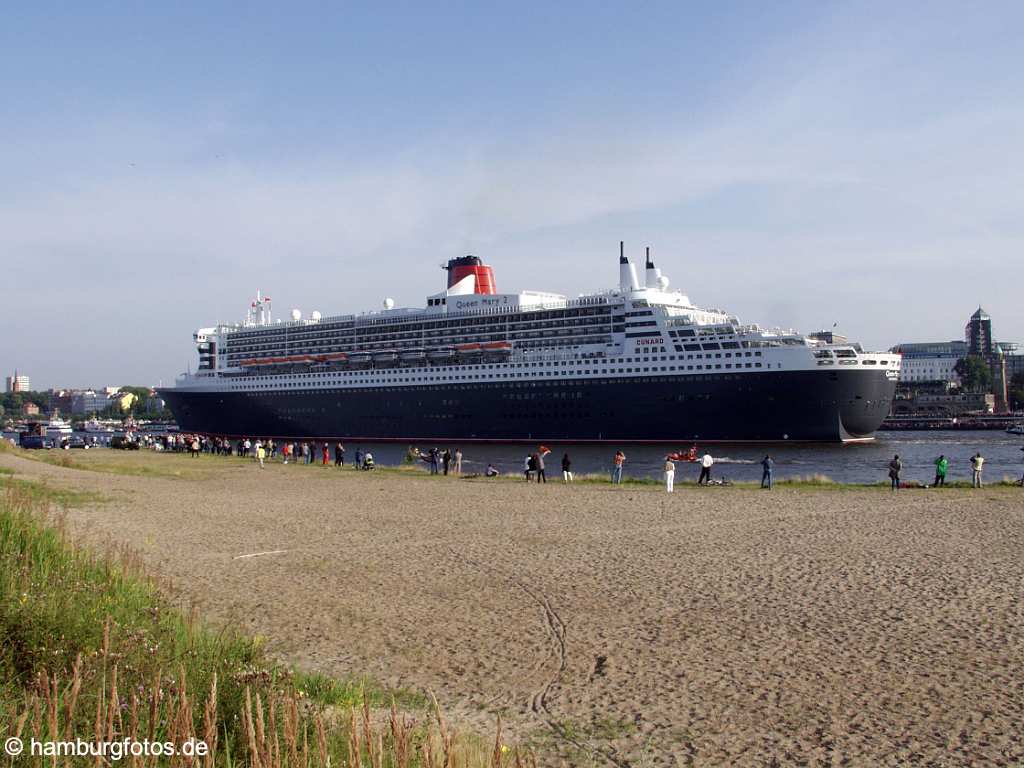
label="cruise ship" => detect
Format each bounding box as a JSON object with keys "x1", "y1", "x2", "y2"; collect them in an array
[{"x1": 159, "y1": 246, "x2": 900, "y2": 443}]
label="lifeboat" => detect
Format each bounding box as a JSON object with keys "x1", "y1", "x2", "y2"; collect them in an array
[
  {"x1": 482, "y1": 341, "x2": 513, "y2": 358},
  {"x1": 372, "y1": 350, "x2": 398, "y2": 365},
  {"x1": 428, "y1": 347, "x2": 456, "y2": 361},
  {"x1": 400, "y1": 349, "x2": 427, "y2": 363},
  {"x1": 455, "y1": 343, "x2": 482, "y2": 353}
]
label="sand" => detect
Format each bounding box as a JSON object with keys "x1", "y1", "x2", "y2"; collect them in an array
[{"x1": 3, "y1": 450, "x2": 1023, "y2": 766}]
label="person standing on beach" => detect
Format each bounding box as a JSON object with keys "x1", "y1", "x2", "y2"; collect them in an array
[
  {"x1": 888, "y1": 455, "x2": 902, "y2": 492},
  {"x1": 442, "y1": 449, "x2": 451, "y2": 475},
  {"x1": 536, "y1": 451, "x2": 547, "y2": 483},
  {"x1": 697, "y1": 453, "x2": 714, "y2": 485},
  {"x1": 525, "y1": 455, "x2": 534, "y2": 481},
  {"x1": 282, "y1": 442, "x2": 291, "y2": 465},
  {"x1": 334, "y1": 442, "x2": 344, "y2": 466},
  {"x1": 612, "y1": 450, "x2": 626, "y2": 484},
  {"x1": 453, "y1": 448, "x2": 463, "y2": 475},
  {"x1": 760, "y1": 455, "x2": 774, "y2": 489},
  {"x1": 933, "y1": 454, "x2": 948, "y2": 487},
  {"x1": 256, "y1": 443, "x2": 266, "y2": 469},
  {"x1": 429, "y1": 448, "x2": 438, "y2": 474},
  {"x1": 561, "y1": 453, "x2": 573, "y2": 483},
  {"x1": 970, "y1": 452, "x2": 985, "y2": 487},
  {"x1": 664, "y1": 457, "x2": 675, "y2": 493}
]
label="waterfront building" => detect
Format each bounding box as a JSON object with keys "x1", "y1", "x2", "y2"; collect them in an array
[
  {"x1": 5, "y1": 370, "x2": 30, "y2": 393},
  {"x1": 966, "y1": 308, "x2": 994, "y2": 356},
  {"x1": 889, "y1": 342, "x2": 965, "y2": 385},
  {"x1": 70, "y1": 390, "x2": 111, "y2": 415},
  {"x1": 891, "y1": 307, "x2": 1022, "y2": 412},
  {"x1": 891, "y1": 392, "x2": 994, "y2": 417}
]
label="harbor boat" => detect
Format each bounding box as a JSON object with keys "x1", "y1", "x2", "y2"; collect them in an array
[
  {"x1": 45, "y1": 415, "x2": 74, "y2": 442},
  {"x1": 159, "y1": 247, "x2": 901, "y2": 442},
  {"x1": 83, "y1": 418, "x2": 115, "y2": 433},
  {"x1": 1007, "y1": 424, "x2": 1024, "y2": 436}
]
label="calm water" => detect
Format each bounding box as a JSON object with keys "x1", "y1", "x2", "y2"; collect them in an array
[
  {"x1": 5, "y1": 430, "x2": 1023, "y2": 485},
  {"x1": 337, "y1": 431, "x2": 1024, "y2": 485}
]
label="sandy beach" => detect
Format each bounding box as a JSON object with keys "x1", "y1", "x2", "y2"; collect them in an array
[{"x1": 3, "y1": 450, "x2": 1022, "y2": 766}]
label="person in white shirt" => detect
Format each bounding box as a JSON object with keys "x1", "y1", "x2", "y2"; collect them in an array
[
  {"x1": 970, "y1": 452, "x2": 985, "y2": 488},
  {"x1": 664, "y1": 458, "x2": 675, "y2": 493},
  {"x1": 698, "y1": 453, "x2": 714, "y2": 485}
]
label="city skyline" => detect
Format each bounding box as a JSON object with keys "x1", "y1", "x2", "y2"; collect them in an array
[{"x1": 2, "y1": 2, "x2": 1023, "y2": 389}]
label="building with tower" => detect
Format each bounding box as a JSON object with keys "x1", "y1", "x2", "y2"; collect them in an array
[
  {"x1": 5, "y1": 371, "x2": 30, "y2": 393},
  {"x1": 891, "y1": 307, "x2": 1023, "y2": 413},
  {"x1": 965, "y1": 307, "x2": 994, "y2": 357}
]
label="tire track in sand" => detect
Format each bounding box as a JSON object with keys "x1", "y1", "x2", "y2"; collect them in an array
[{"x1": 449, "y1": 548, "x2": 629, "y2": 768}]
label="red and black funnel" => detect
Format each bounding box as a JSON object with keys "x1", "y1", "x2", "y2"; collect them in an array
[{"x1": 444, "y1": 255, "x2": 496, "y2": 295}]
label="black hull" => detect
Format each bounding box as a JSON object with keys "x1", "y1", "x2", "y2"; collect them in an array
[{"x1": 159, "y1": 371, "x2": 896, "y2": 443}]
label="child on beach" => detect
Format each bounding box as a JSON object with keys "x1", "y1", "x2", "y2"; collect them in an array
[{"x1": 933, "y1": 455, "x2": 948, "y2": 486}]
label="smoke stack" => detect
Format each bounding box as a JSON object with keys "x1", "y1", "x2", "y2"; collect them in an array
[
  {"x1": 445, "y1": 255, "x2": 496, "y2": 295},
  {"x1": 645, "y1": 246, "x2": 661, "y2": 289},
  {"x1": 618, "y1": 241, "x2": 640, "y2": 292}
]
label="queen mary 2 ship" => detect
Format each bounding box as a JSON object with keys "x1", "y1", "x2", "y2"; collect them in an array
[{"x1": 159, "y1": 245, "x2": 900, "y2": 443}]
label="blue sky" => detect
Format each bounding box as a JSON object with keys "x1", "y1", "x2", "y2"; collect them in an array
[{"x1": 2, "y1": 1, "x2": 1022, "y2": 388}]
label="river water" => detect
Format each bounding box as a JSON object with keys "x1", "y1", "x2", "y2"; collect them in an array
[{"x1": 5, "y1": 429, "x2": 1023, "y2": 485}]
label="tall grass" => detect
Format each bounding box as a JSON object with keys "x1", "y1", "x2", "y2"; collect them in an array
[{"x1": 0, "y1": 481, "x2": 526, "y2": 766}]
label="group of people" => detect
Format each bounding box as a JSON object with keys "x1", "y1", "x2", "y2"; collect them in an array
[
  {"x1": 277, "y1": 441, "x2": 376, "y2": 470},
  {"x1": 888, "y1": 450, "x2": 1001, "y2": 490},
  {"x1": 168, "y1": 435, "x2": 378, "y2": 470},
  {"x1": 660, "y1": 451, "x2": 774, "y2": 492},
  {"x1": 159, "y1": 435, "x2": 1024, "y2": 488},
  {"x1": 412, "y1": 446, "x2": 464, "y2": 475}
]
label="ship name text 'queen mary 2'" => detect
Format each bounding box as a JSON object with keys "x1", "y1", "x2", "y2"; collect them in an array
[{"x1": 159, "y1": 244, "x2": 900, "y2": 443}]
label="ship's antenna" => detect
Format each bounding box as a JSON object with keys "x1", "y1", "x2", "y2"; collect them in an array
[{"x1": 619, "y1": 240, "x2": 626, "y2": 263}]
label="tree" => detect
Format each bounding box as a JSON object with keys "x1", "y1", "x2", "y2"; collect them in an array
[
  {"x1": 1010, "y1": 372, "x2": 1024, "y2": 412},
  {"x1": 1, "y1": 392, "x2": 24, "y2": 414},
  {"x1": 954, "y1": 356, "x2": 992, "y2": 393}
]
